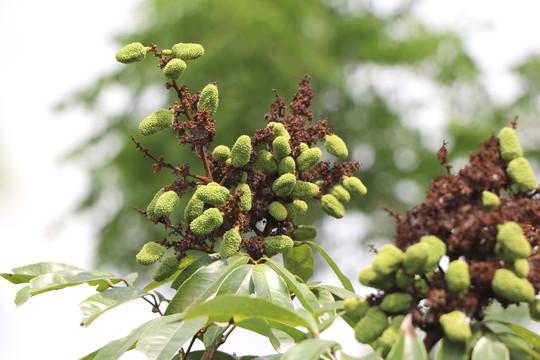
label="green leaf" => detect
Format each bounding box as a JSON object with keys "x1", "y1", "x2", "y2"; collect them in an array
[
  {"x1": 135, "y1": 316, "x2": 207, "y2": 360},
  {"x1": 236, "y1": 318, "x2": 285, "y2": 351},
  {"x1": 216, "y1": 264, "x2": 254, "y2": 295},
  {"x1": 144, "y1": 255, "x2": 199, "y2": 291},
  {"x1": 78, "y1": 348, "x2": 100, "y2": 360},
  {"x1": 387, "y1": 331, "x2": 428, "y2": 360},
  {"x1": 339, "y1": 352, "x2": 380, "y2": 360},
  {"x1": 252, "y1": 264, "x2": 294, "y2": 311},
  {"x1": 428, "y1": 338, "x2": 468, "y2": 360},
  {"x1": 305, "y1": 241, "x2": 354, "y2": 292},
  {"x1": 182, "y1": 351, "x2": 238, "y2": 360},
  {"x1": 171, "y1": 254, "x2": 219, "y2": 290},
  {"x1": 165, "y1": 255, "x2": 249, "y2": 315},
  {"x1": 79, "y1": 287, "x2": 149, "y2": 327},
  {"x1": 491, "y1": 321, "x2": 540, "y2": 352},
  {"x1": 471, "y1": 336, "x2": 510, "y2": 360},
  {"x1": 318, "y1": 285, "x2": 359, "y2": 300},
  {"x1": 14, "y1": 286, "x2": 31, "y2": 306},
  {"x1": 266, "y1": 320, "x2": 309, "y2": 343},
  {"x1": 182, "y1": 294, "x2": 319, "y2": 335},
  {"x1": 283, "y1": 244, "x2": 314, "y2": 282},
  {"x1": 29, "y1": 269, "x2": 136, "y2": 296},
  {"x1": 313, "y1": 288, "x2": 336, "y2": 331},
  {"x1": 202, "y1": 324, "x2": 227, "y2": 350},
  {"x1": 1, "y1": 262, "x2": 82, "y2": 284},
  {"x1": 250, "y1": 356, "x2": 282, "y2": 360},
  {"x1": 282, "y1": 339, "x2": 339, "y2": 360},
  {"x1": 264, "y1": 258, "x2": 320, "y2": 312},
  {"x1": 498, "y1": 332, "x2": 540, "y2": 359}
]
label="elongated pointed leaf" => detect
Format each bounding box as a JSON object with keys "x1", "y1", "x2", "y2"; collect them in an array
[
  {"x1": 313, "y1": 288, "x2": 336, "y2": 331},
  {"x1": 428, "y1": 338, "x2": 468, "y2": 360},
  {"x1": 202, "y1": 324, "x2": 228, "y2": 350},
  {"x1": 387, "y1": 331, "x2": 428, "y2": 360},
  {"x1": 305, "y1": 241, "x2": 354, "y2": 292},
  {"x1": 318, "y1": 285, "x2": 360, "y2": 300},
  {"x1": 283, "y1": 339, "x2": 339, "y2": 360},
  {"x1": 216, "y1": 264, "x2": 254, "y2": 295},
  {"x1": 236, "y1": 318, "x2": 284, "y2": 351},
  {"x1": 266, "y1": 320, "x2": 308, "y2": 343},
  {"x1": 135, "y1": 316, "x2": 207, "y2": 360},
  {"x1": 492, "y1": 321, "x2": 540, "y2": 352},
  {"x1": 182, "y1": 294, "x2": 319, "y2": 335},
  {"x1": 79, "y1": 287, "x2": 149, "y2": 327},
  {"x1": 1, "y1": 262, "x2": 83, "y2": 284},
  {"x1": 339, "y1": 352, "x2": 380, "y2": 360},
  {"x1": 252, "y1": 264, "x2": 294, "y2": 311},
  {"x1": 78, "y1": 348, "x2": 100, "y2": 360},
  {"x1": 14, "y1": 286, "x2": 31, "y2": 306},
  {"x1": 283, "y1": 244, "x2": 314, "y2": 282},
  {"x1": 165, "y1": 255, "x2": 249, "y2": 315},
  {"x1": 264, "y1": 258, "x2": 320, "y2": 312},
  {"x1": 472, "y1": 336, "x2": 510, "y2": 360},
  {"x1": 171, "y1": 254, "x2": 220, "y2": 290},
  {"x1": 498, "y1": 332, "x2": 540, "y2": 359},
  {"x1": 144, "y1": 256, "x2": 199, "y2": 292}
]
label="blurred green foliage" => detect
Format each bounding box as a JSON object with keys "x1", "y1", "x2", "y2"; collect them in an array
[{"x1": 61, "y1": 0, "x2": 532, "y2": 272}]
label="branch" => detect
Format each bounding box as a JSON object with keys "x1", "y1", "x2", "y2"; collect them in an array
[{"x1": 201, "y1": 325, "x2": 236, "y2": 360}]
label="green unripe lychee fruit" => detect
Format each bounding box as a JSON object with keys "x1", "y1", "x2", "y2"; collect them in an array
[
  {"x1": 196, "y1": 183, "x2": 230, "y2": 207},
  {"x1": 354, "y1": 307, "x2": 388, "y2": 344},
  {"x1": 328, "y1": 184, "x2": 351, "y2": 203},
  {"x1": 146, "y1": 188, "x2": 165, "y2": 219},
  {"x1": 268, "y1": 201, "x2": 287, "y2": 221},
  {"x1": 299, "y1": 143, "x2": 309, "y2": 152},
  {"x1": 292, "y1": 181, "x2": 320, "y2": 199},
  {"x1": 439, "y1": 311, "x2": 471, "y2": 342},
  {"x1": 267, "y1": 122, "x2": 290, "y2": 140},
  {"x1": 115, "y1": 42, "x2": 147, "y2": 64},
  {"x1": 358, "y1": 266, "x2": 395, "y2": 290},
  {"x1": 235, "y1": 183, "x2": 252, "y2": 212},
  {"x1": 284, "y1": 200, "x2": 308, "y2": 219},
  {"x1": 212, "y1": 145, "x2": 231, "y2": 162},
  {"x1": 375, "y1": 316, "x2": 404, "y2": 358},
  {"x1": 136, "y1": 242, "x2": 166, "y2": 265},
  {"x1": 190, "y1": 208, "x2": 223, "y2": 235},
  {"x1": 171, "y1": 43, "x2": 204, "y2": 60},
  {"x1": 496, "y1": 221, "x2": 531, "y2": 261},
  {"x1": 343, "y1": 298, "x2": 369, "y2": 321},
  {"x1": 372, "y1": 245, "x2": 403, "y2": 276},
  {"x1": 197, "y1": 84, "x2": 219, "y2": 115},
  {"x1": 231, "y1": 135, "x2": 252, "y2": 168},
  {"x1": 139, "y1": 108, "x2": 173, "y2": 136},
  {"x1": 256, "y1": 149, "x2": 278, "y2": 174},
  {"x1": 529, "y1": 300, "x2": 540, "y2": 322},
  {"x1": 445, "y1": 260, "x2": 470, "y2": 292},
  {"x1": 278, "y1": 156, "x2": 296, "y2": 175},
  {"x1": 507, "y1": 157, "x2": 536, "y2": 193},
  {"x1": 403, "y1": 242, "x2": 430, "y2": 275},
  {"x1": 482, "y1": 190, "x2": 500, "y2": 211},
  {"x1": 290, "y1": 225, "x2": 318, "y2": 241},
  {"x1": 184, "y1": 194, "x2": 204, "y2": 223},
  {"x1": 153, "y1": 256, "x2": 180, "y2": 282},
  {"x1": 297, "y1": 148, "x2": 322, "y2": 173},
  {"x1": 492, "y1": 268, "x2": 535, "y2": 303},
  {"x1": 220, "y1": 228, "x2": 242, "y2": 259},
  {"x1": 380, "y1": 293, "x2": 412, "y2": 314},
  {"x1": 324, "y1": 134, "x2": 348, "y2": 159},
  {"x1": 420, "y1": 235, "x2": 446, "y2": 272},
  {"x1": 273, "y1": 136, "x2": 291, "y2": 160},
  {"x1": 508, "y1": 258, "x2": 530, "y2": 278},
  {"x1": 342, "y1": 176, "x2": 367, "y2": 196},
  {"x1": 394, "y1": 268, "x2": 415, "y2": 289},
  {"x1": 154, "y1": 191, "x2": 181, "y2": 217},
  {"x1": 163, "y1": 58, "x2": 187, "y2": 80},
  {"x1": 499, "y1": 127, "x2": 523, "y2": 161},
  {"x1": 272, "y1": 173, "x2": 296, "y2": 197},
  {"x1": 263, "y1": 235, "x2": 294, "y2": 257},
  {"x1": 320, "y1": 194, "x2": 345, "y2": 219}
]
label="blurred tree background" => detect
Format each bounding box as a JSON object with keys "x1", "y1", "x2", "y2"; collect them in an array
[{"x1": 60, "y1": 0, "x2": 538, "y2": 274}]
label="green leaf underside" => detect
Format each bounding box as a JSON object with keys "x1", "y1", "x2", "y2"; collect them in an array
[
  {"x1": 429, "y1": 338, "x2": 468, "y2": 360},
  {"x1": 340, "y1": 352, "x2": 380, "y2": 360},
  {"x1": 171, "y1": 254, "x2": 219, "y2": 290},
  {"x1": 165, "y1": 255, "x2": 249, "y2": 315},
  {"x1": 471, "y1": 336, "x2": 510, "y2": 360},
  {"x1": 202, "y1": 324, "x2": 227, "y2": 350},
  {"x1": 182, "y1": 294, "x2": 319, "y2": 335},
  {"x1": 387, "y1": 331, "x2": 428, "y2": 360},
  {"x1": 498, "y1": 332, "x2": 540, "y2": 358},
  {"x1": 14, "y1": 286, "x2": 31, "y2": 306},
  {"x1": 79, "y1": 287, "x2": 149, "y2": 327},
  {"x1": 318, "y1": 285, "x2": 360, "y2": 300},
  {"x1": 305, "y1": 241, "x2": 354, "y2": 292},
  {"x1": 283, "y1": 244, "x2": 314, "y2": 283},
  {"x1": 1, "y1": 262, "x2": 83, "y2": 284},
  {"x1": 263, "y1": 258, "x2": 320, "y2": 312},
  {"x1": 313, "y1": 288, "x2": 336, "y2": 332},
  {"x1": 252, "y1": 264, "x2": 294, "y2": 311},
  {"x1": 282, "y1": 339, "x2": 339, "y2": 360},
  {"x1": 490, "y1": 320, "x2": 540, "y2": 353},
  {"x1": 216, "y1": 264, "x2": 254, "y2": 296},
  {"x1": 236, "y1": 318, "x2": 287, "y2": 350}
]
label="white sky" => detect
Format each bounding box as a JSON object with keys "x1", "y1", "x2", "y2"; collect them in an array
[{"x1": 1, "y1": 1, "x2": 540, "y2": 359}]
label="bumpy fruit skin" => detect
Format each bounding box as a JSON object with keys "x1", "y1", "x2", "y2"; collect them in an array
[
  {"x1": 507, "y1": 157, "x2": 536, "y2": 193},
  {"x1": 212, "y1": 145, "x2": 231, "y2": 162},
  {"x1": 256, "y1": 149, "x2": 278, "y2": 173},
  {"x1": 372, "y1": 245, "x2": 403, "y2": 276},
  {"x1": 529, "y1": 299, "x2": 540, "y2": 322},
  {"x1": 154, "y1": 191, "x2": 181, "y2": 217},
  {"x1": 284, "y1": 200, "x2": 308, "y2": 219},
  {"x1": 196, "y1": 183, "x2": 230, "y2": 207},
  {"x1": 374, "y1": 315, "x2": 404, "y2": 358},
  {"x1": 328, "y1": 184, "x2": 351, "y2": 203},
  {"x1": 267, "y1": 122, "x2": 290, "y2": 140},
  {"x1": 492, "y1": 268, "x2": 535, "y2": 303},
  {"x1": 231, "y1": 135, "x2": 252, "y2": 168},
  {"x1": 359, "y1": 266, "x2": 395, "y2": 290},
  {"x1": 439, "y1": 311, "x2": 471, "y2": 342},
  {"x1": 115, "y1": 42, "x2": 147, "y2": 64},
  {"x1": 297, "y1": 148, "x2": 322, "y2": 173},
  {"x1": 343, "y1": 298, "x2": 370, "y2": 321},
  {"x1": 445, "y1": 260, "x2": 470, "y2": 292},
  {"x1": 146, "y1": 188, "x2": 165, "y2": 219},
  {"x1": 136, "y1": 242, "x2": 166, "y2": 265},
  {"x1": 509, "y1": 258, "x2": 530, "y2": 278},
  {"x1": 220, "y1": 228, "x2": 242, "y2": 259},
  {"x1": 299, "y1": 143, "x2": 309, "y2": 152},
  {"x1": 354, "y1": 307, "x2": 388, "y2": 344},
  {"x1": 153, "y1": 256, "x2": 180, "y2": 282},
  {"x1": 190, "y1": 208, "x2": 224, "y2": 235},
  {"x1": 496, "y1": 221, "x2": 531, "y2": 261},
  {"x1": 292, "y1": 181, "x2": 319, "y2": 199},
  {"x1": 197, "y1": 84, "x2": 219, "y2": 115},
  {"x1": 184, "y1": 195, "x2": 204, "y2": 223},
  {"x1": 273, "y1": 136, "x2": 291, "y2": 160},
  {"x1": 268, "y1": 201, "x2": 288, "y2": 221},
  {"x1": 291, "y1": 225, "x2": 318, "y2": 241},
  {"x1": 394, "y1": 268, "x2": 414, "y2": 289},
  {"x1": 235, "y1": 183, "x2": 252, "y2": 212},
  {"x1": 263, "y1": 235, "x2": 294, "y2": 257},
  {"x1": 163, "y1": 58, "x2": 187, "y2": 80},
  {"x1": 420, "y1": 235, "x2": 446, "y2": 272},
  {"x1": 278, "y1": 156, "x2": 296, "y2": 175},
  {"x1": 380, "y1": 293, "x2": 412, "y2": 314},
  {"x1": 320, "y1": 194, "x2": 345, "y2": 219},
  {"x1": 171, "y1": 43, "x2": 204, "y2": 60},
  {"x1": 403, "y1": 242, "x2": 430, "y2": 275},
  {"x1": 499, "y1": 127, "x2": 523, "y2": 161},
  {"x1": 139, "y1": 108, "x2": 173, "y2": 136},
  {"x1": 324, "y1": 134, "x2": 348, "y2": 159},
  {"x1": 342, "y1": 176, "x2": 367, "y2": 196},
  {"x1": 272, "y1": 173, "x2": 297, "y2": 197},
  {"x1": 482, "y1": 190, "x2": 500, "y2": 210}
]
